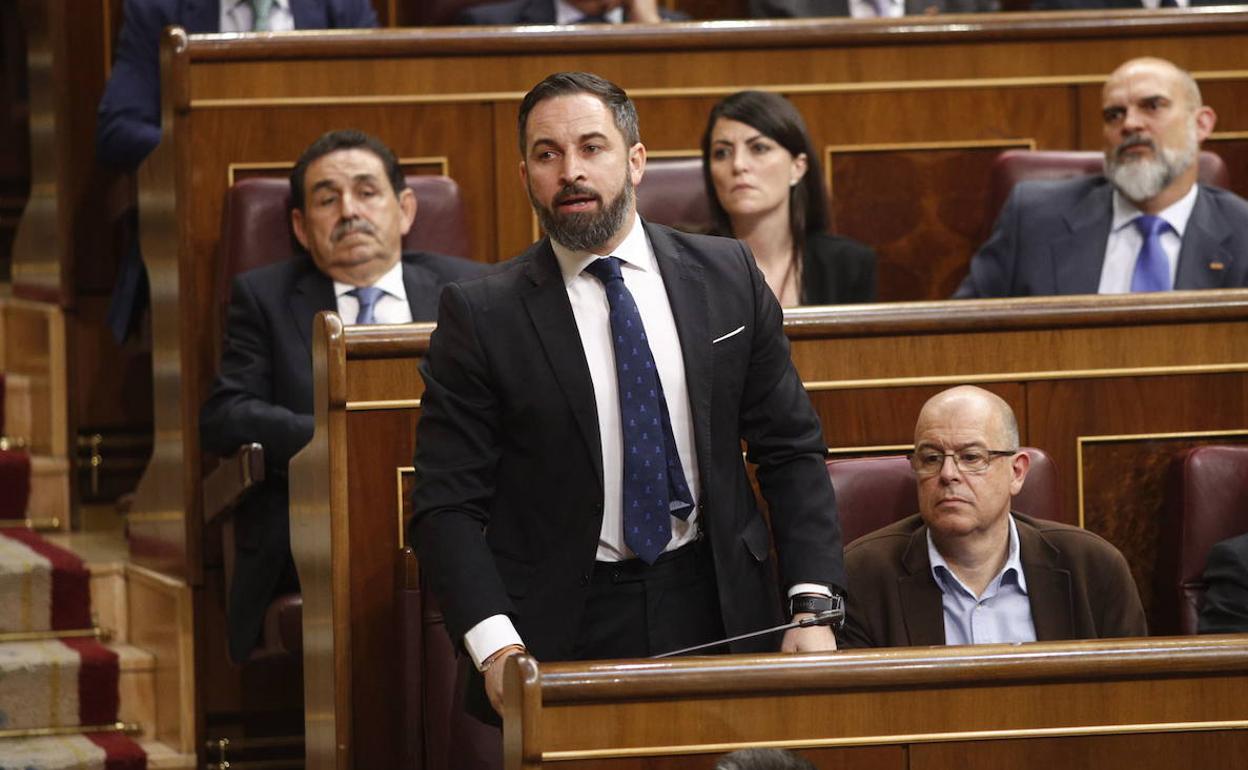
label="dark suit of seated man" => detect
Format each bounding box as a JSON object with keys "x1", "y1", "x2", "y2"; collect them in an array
[
  {"x1": 457, "y1": 0, "x2": 687, "y2": 24},
  {"x1": 1199, "y1": 532, "x2": 1248, "y2": 634},
  {"x1": 201, "y1": 130, "x2": 486, "y2": 663},
  {"x1": 956, "y1": 56, "x2": 1248, "y2": 298},
  {"x1": 840, "y1": 386, "x2": 1147, "y2": 649}
]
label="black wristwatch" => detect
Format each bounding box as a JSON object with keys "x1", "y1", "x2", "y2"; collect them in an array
[{"x1": 789, "y1": 592, "x2": 846, "y2": 629}]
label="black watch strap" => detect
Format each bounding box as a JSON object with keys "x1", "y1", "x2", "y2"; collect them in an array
[{"x1": 789, "y1": 593, "x2": 846, "y2": 629}]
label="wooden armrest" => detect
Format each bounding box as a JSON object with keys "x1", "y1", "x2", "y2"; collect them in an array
[{"x1": 202, "y1": 443, "x2": 266, "y2": 525}]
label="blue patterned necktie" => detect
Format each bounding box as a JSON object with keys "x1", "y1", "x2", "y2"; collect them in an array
[
  {"x1": 349, "y1": 286, "x2": 384, "y2": 324},
  {"x1": 1131, "y1": 215, "x2": 1172, "y2": 293},
  {"x1": 585, "y1": 257, "x2": 693, "y2": 564},
  {"x1": 249, "y1": 0, "x2": 275, "y2": 31}
]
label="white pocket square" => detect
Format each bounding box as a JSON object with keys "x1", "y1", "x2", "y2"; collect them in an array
[{"x1": 712, "y1": 325, "x2": 745, "y2": 344}]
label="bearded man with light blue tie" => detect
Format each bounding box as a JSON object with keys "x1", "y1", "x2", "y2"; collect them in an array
[
  {"x1": 411, "y1": 72, "x2": 845, "y2": 727},
  {"x1": 201, "y1": 130, "x2": 484, "y2": 662},
  {"x1": 955, "y1": 57, "x2": 1248, "y2": 299}
]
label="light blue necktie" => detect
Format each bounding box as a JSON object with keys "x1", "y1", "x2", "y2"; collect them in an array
[
  {"x1": 249, "y1": 0, "x2": 275, "y2": 31},
  {"x1": 585, "y1": 257, "x2": 693, "y2": 564},
  {"x1": 1131, "y1": 215, "x2": 1173, "y2": 293},
  {"x1": 350, "y1": 286, "x2": 384, "y2": 325}
]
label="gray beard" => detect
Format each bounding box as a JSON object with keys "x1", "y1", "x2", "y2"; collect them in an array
[
  {"x1": 531, "y1": 176, "x2": 634, "y2": 253},
  {"x1": 1105, "y1": 131, "x2": 1198, "y2": 203}
]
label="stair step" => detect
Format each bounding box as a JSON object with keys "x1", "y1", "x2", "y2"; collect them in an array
[
  {"x1": 0, "y1": 732, "x2": 146, "y2": 770},
  {"x1": 0, "y1": 638, "x2": 119, "y2": 731},
  {"x1": 141, "y1": 738, "x2": 197, "y2": 769},
  {"x1": 27, "y1": 454, "x2": 70, "y2": 530},
  {"x1": 3, "y1": 371, "x2": 32, "y2": 444}
]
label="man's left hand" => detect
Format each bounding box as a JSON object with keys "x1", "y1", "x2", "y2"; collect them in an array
[{"x1": 780, "y1": 613, "x2": 838, "y2": 652}]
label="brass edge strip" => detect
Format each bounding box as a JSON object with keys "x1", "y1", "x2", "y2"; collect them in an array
[
  {"x1": 396, "y1": 466, "x2": 415, "y2": 550},
  {"x1": 187, "y1": 71, "x2": 1248, "y2": 111},
  {"x1": 11, "y1": 517, "x2": 63, "y2": 531},
  {"x1": 1208, "y1": 130, "x2": 1248, "y2": 141},
  {"x1": 126, "y1": 562, "x2": 191, "y2": 591},
  {"x1": 801, "y1": 362, "x2": 1248, "y2": 392},
  {"x1": 0, "y1": 722, "x2": 136, "y2": 740},
  {"x1": 1075, "y1": 428, "x2": 1248, "y2": 528},
  {"x1": 345, "y1": 398, "x2": 422, "y2": 411},
  {"x1": 0, "y1": 627, "x2": 105, "y2": 643},
  {"x1": 826, "y1": 444, "x2": 913, "y2": 456},
  {"x1": 647, "y1": 149, "x2": 701, "y2": 159},
  {"x1": 227, "y1": 156, "x2": 449, "y2": 186},
  {"x1": 541, "y1": 719, "x2": 1248, "y2": 761},
  {"x1": 125, "y1": 511, "x2": 184, "y2": 523}
]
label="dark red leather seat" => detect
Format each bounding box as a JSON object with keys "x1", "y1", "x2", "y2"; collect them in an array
[
  {"x1": 987, "y1": 149, "x2": 1230, "y2": 224},
  {"x1": 1156, "y1": 445, "x2": 1248, "y2": 635},
  {"x1": 635, "y1": 157, "x2": 714, "y2": 234},
  {"x1": 826, "y1": 447, "x2": 1064, "y2": 547}
]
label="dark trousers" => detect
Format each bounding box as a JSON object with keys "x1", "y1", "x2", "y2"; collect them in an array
[{"x1": 574, "y1": 538, "x2": 725, "y2": 660}]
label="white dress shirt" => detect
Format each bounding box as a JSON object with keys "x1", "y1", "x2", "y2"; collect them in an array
[
  {"x1": 333, "y1": 261, "x2": 413, "y2": 325},
  {"x1": 220, "y1": 0, "x2": 295, "y2": 32},
  {"x1": 555, "y1": 0, "x2": 626, "y2": 23},
  {"x1": 1098, "y1": 184, "x2": 1198, "y2": 294},
  {"x1": 928, "y1": 515, "x2": 1037, "y2": 645},
  {"x1": 849, "y1": 0, "x2": 905, "y2": 18}
]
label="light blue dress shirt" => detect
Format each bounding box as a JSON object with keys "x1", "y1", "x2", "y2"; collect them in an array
[{"x1": 927, "y1": 515, "x2": 1037, "y2": 645}]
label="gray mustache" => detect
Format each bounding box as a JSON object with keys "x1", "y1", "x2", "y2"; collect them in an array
[
  {"x1": 1116, "y1": 133, "x2": 1155, "y2": 158},
  {"x1": 332, "y1": 218, "x2": 377, "y2": 242}
]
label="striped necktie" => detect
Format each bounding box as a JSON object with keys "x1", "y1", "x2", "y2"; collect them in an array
[{"x1": 350, "y1": 286, "x2": 385, "y2": 325}]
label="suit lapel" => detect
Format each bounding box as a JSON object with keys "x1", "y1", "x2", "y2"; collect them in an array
[
  {"x1": 1175, "y1": 187, "x2": 1235, "y2": 290},
  {"x1": 898, "y1": 527, "x2": 946, "y2": 646},
  {"x1": 288, "y1": 262, "x2": 337, "y2": 355},
  {"x1": 646, "y1": 222, "x2": 713, "y2": 492},
  {"x1": 1017, "y1": 516, "x2": 1075, "y2": 641},
  {"x1": 1052, "y1": 183, "x2": 1113, "y2": 295},
  {"x1": 520, "y1": 242, "x2": 604, "y2": 485},
  {"x1": 401, "y1": 260, "x2": 440, "y2": 321}
]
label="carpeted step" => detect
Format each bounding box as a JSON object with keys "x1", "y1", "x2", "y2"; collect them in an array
[
  {"x1": 0, "y1": 638, "x2": 120, "y2": 731},
  {"x1": 0, "y1": 449, "x2": 31, "y2": 521},
  {"x1": 0, "y1": 527, "x2": 90, "y2": 632},
  {"x1": 0, "y1": 731, "x2": 146, "y2": 769}
]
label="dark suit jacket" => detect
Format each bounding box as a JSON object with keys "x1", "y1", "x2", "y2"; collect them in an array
[
  {"x1": 954, "y1": 177, "x2": 1248, "y2": 298},
  {"x1": 457, "y1": 0, "x2": 687, "y2": 24},
  {"x1": 201, "y1": 252, "x2": 484, "y2": 663},
  {"x1": 1030, "y1": 0, "x2": 1236, "y2": 8},
  {"x1": 749, "y1": 0, "x2": 1000, "y2": 16},
  {"x1": 411, "y1": 221, "x2": 845, "y2": 668},
  {"x1": 801, "y1": 231, "x2": 877, "y2": 305},
  {"x1": 1198, "y1": 531, "x2": 1248, "y2": 634},
  {"x1": 97, "y1": 0, "x2": 378, "y2": 170},
  {"x1": 840, "y1": 512, "x2": 1147, "y2": 648}
]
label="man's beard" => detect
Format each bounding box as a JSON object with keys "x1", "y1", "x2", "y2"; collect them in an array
[
  {"x1": 1104, "y1": 121, "x2": 1198, "y2": 203},
  {"x1": 530, "y1": 173, "x2": 634, "y2": 253}
]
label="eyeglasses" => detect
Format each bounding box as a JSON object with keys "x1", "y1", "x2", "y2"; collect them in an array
[{"x1": 908, "y1": 448, "x2": 1017, "y2": 476}]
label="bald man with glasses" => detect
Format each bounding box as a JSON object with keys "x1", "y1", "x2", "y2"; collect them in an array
[{"x1": 839, "y1": 386, "x2": 1146, "y2": 649}]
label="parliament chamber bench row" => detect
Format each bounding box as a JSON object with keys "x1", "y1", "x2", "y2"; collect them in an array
[{"x1": 86, "y1": 13, "x2": 1248, "y2": 770}]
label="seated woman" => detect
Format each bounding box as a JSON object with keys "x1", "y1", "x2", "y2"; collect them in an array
[{"x1": 701, "y1": 90, "x2": 877, "y2": 306}]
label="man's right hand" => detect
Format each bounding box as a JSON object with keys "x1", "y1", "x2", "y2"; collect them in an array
[{"x1": 484, "y1": 644, "x2": 527, "y2": 717}]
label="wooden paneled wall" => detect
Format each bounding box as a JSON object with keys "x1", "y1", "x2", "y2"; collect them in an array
[
  {"x1": 290, "y1": 290, "x2": 1248, "y2": 770},
  {"x1": 132, "y1": 9, "x2": 1248, "y2": 583}
]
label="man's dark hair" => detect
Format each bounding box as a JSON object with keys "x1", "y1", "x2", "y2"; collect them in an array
[
  {"x1": 517, "y1": 72, "x2": 640, "y2": 156},
  {"x1": 289, "y1": 129, "x2": 406, "y2": 212}
]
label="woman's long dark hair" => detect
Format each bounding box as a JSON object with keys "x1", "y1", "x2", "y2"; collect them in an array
[{"x1": 700, "y1": 91, "x2": 829, "y2": 285}]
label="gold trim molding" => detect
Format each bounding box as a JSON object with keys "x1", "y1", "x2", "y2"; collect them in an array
[
  {"x1": 803, "y1": 362, "x2": 1248, "y2": 392},
  {"x1": 541, "y1": 718, "x2": 1248, "y2": 761},
  {"x1": 1075, "y1": 428, "x2": 1248, "y2": 528},
  {"x1": 227, "y1": 156, "x2": 450, "y2": 186},
  {"x1": 346, "y1": 398, "x2": 422, "y2": 411},
  {"x1": 826, "y1": 443, "x2": 913, "y2": 456}
]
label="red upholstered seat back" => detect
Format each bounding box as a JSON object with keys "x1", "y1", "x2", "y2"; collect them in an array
[
  {"x1": 826, "y1": 447, "x2": 1063, "y2": 547},
  {"x1": 218, "y1": 174, "x2": 471, "y2": 308},
  {"x1": 988, "y1": 149, "x2": 1230, "y2": 224},
  {"x1": 636, "y1": 157, "x2": 715, "y2": 234},
  {"x1": 1157, "y1": 444, "x2": 1248, "y2": 635}
]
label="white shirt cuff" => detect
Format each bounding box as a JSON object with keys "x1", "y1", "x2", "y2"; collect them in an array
[
  {"x1": 788, "y1": 583, "x2": 833, "y2": 598},
  {"x1": 464, "y1": 614, "x2": 525, "y2": 672}
]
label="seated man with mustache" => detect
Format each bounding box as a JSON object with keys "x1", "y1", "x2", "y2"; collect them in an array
[
  {"x1": 840, "y1": 385, "x2": 1147, "y2": 649},
  {"x1": 201, "y1": 130, "x2": 485, "y2": 663},
  {"x1": 955, "y1": 56, "x2": 1248, "y2": 297}
]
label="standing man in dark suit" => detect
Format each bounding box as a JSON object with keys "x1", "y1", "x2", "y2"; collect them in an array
[
  {"x1": 956, "y1": 56, "x2": 1248, "y2": 298},
  {"x1": 97, "y1": 0, "x2": 378, "y2": 340},
  {"x1": 456, "y1": 0, "x2": 686, "y2": 25},
  {"x1": 411, "y1": 72, "x2": 845, "y2": 722},
  {"x1": 201, "y1": 130, "x2": 484, "y2": 663},
  {"x1": 840, "y1": 386, "x2": 1147, "y2": 649}
]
